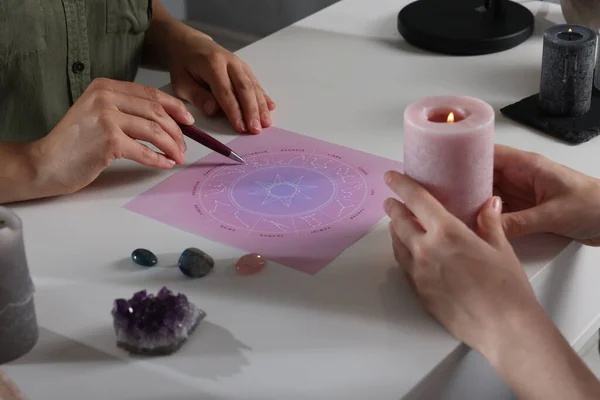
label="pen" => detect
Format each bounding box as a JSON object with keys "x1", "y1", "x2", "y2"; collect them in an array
[{"x1": 177, "y1": 123, "x2": 246, "y2": 164}]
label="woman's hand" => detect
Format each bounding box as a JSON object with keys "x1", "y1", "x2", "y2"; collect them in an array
[
  {"x1": 169, "y1": 33, "x2": 276, "y2": 135},
  {"x1": 384, "y1": 170, "x2": 539, "y2": 353},
  {"x1": 384, "y1": 170, "x2": 600, "y2": 400},
  {"x1": 30, "y1": 78, "x2": 192, "y2": 198},
  {"x1": 494, "y1": 144, "x2": 600, "y2": 246}
]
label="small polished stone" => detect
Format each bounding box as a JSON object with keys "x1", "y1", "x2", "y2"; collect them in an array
[
  {"x1": 178, "y1": 247, "x2": 214, "y2": 278},
  {"x1": 131, "y1": 248, "x2": 157, "y2": 267},
  {"x1": 236, "y1": 253, "x2": 267, "y2": 275}
]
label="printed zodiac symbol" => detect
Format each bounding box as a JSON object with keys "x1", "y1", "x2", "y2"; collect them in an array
[
  {"x1": 341, "y1": 183, "x2": 363, "y2": 199},
  {"x1": 277, "y1": 154, "x2": 306, "y2": 165},
  {"x1": 214, "y1": 167, "x2": 246, "y2": 177},
  {"x1": 249, "y1": 157, "x2": 270, "y2": 169},
  {"x1": 210, "y1": 200, "x2": 231, "y2": 214},
  {"x1": 336, "y1": 167, "x2": 356, "y2": 183},
  {"x1": 233, "y1": 211, "x2": 250, "y2": 228},
  {"x1": 262, "y1": 219, "x2": 290, "y2": 232},
  {"x1": 336, "y1": 199, "x2": 355, "y2": 217},
  {"x1": 309, "y1": 157, "x2": 334, "y2": 170},
  {"x1": 204, "y1": 183, "x2": 227, "y2": 197},
  {"x1": 300, "y1": 214, "x2": 322, "y2": 228}
]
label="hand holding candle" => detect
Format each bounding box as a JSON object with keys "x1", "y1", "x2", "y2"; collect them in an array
[{"x1": 402, "y1": 96, "x2": 495, "y2": 230}]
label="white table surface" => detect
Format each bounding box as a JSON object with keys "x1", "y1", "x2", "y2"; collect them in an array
[{"x1": 5, "y1": 1, "x2": 600, "y2": 399}]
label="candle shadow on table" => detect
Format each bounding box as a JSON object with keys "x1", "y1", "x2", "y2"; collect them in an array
[
  {"x1": 8, "y1": 327, "x2": 118, "y2": 365},
  {"x1": 20, "y1": 283, "x2": 251, "y2": 381},
  {"x1": 8, "y1": 328, "x2": 234, "y2": 398},
  {"x1": 15, "y1": 322, "x2": 251, "y2": 381}
]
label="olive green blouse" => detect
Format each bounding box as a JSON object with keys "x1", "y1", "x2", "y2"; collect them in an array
[{"x1": 0, "y1": 0, "x2": 153, "y2": 143}]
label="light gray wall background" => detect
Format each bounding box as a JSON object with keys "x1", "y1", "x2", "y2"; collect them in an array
[
  {"x1": 161, "y1": 0, "x2": 562, "y2": 44},
  {"x1": 161, "y1": 0, "x2": 341, "y2": 42},
  {"x1": 138, "y1": 1, "x2": 341, "y2": 87}
]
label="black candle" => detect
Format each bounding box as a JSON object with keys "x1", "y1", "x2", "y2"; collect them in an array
[{"x1": 539, "y1": 24, "x2": 597, "y2": 117}]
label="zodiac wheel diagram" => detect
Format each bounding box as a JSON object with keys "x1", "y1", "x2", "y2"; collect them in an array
[{"x1": 197, "y1": 151, "x2": 368, "y2": 235}]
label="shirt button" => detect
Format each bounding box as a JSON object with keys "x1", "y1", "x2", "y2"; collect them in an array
[{"x1": 72, "y1": 61, "x2": 85, "y2": 74}]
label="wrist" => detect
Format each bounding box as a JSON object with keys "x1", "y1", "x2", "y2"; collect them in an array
[
  {"x1": 477, "y1": 302, "x2": 600, "y2": 399},
  {"x1": 25, "y1": 138, "x2": 50, "y2": 194},
  {"x1": 145, "y1": 9, "x2": 212, "y2": 70},
  {"x1": 476, "y1": 301, "x2": 550, "y2": 368},
  {"x1": 0, "y1": 141, "x2": 46, "y2": 204}
]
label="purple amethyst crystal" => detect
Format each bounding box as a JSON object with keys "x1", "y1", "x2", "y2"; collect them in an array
[{"x1": 111, "y1": 287, "x2": 205, "y2": 355}]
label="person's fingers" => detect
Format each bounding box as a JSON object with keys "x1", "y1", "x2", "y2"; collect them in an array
[
  {"x1": 115, "y1": 131, "x2": 176, "y2": 169},
  {"x1": 265, "y1": 93, "x2": 276, "y2": 111},
  {"x1": 242, "y1": 65, "x2": 273, "y2": 126},
  {"x1": 205, "y1": 64, "x2": 246, "y2": 133},
  {"x1": 476, "y1": 196, "x2": 509, "y2": 249},
  {"x1": 384, "y1": 197, "x2": 425, "y2": 251},
  {"x1": 494, "y1": 144, "x2": 547, "y2": 178},
  {"x1": 384, "y1": 170, "x2": 450, "y2": 230},
  {"x1": 172, "y1": 73, "x2": 221, "y2": 118},
  {"x1": 92, "y1": 78, "x2": 194, "y2": 126},
  {"x1": 493, "y1": 144, "x2": 520, "y2": 168},
  {"x1": 388, "y1": 222, "x2": 419, "y2": 294},
  {"x1": 110, "y1": 111, "x2": 184, "y2": 165},
  {"x1": 501, "y1": 202, "x2": 557, "y2": 238},
  {"x1": 254, "y1": 89, "x2": 271, "y2": 128},
  {"x1": 114, "y1": 94, "x2": 187, "y2": 154},
  {"x1": 389, "y1": 221, "x2": 412, "y2": 265},
  {"x1": 229, "y1": 64, "x2": 261, "y2": 134}
]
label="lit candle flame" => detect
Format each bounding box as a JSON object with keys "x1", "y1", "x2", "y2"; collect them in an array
[
  {"x1": 568, "y1": 28, "x2": 573, "y2": 33},
  {"x1": 447, "y1": 112, "x2": 455, "y2": 123}
]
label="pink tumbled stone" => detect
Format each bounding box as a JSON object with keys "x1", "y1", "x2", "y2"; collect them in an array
[{"x1": 236, "y1": 253, "x2": 267, "y2": 275}]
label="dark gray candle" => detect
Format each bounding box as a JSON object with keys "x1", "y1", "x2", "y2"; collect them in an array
[
  {"x1": 0, "y1": 207, "x2": 38, "y2": 364},
  {"x1": 539, "y1": 24, "x2": 597, "y2": 117}
]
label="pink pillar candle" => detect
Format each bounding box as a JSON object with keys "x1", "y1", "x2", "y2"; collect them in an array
[{"x1": 403, "y1": 96, "x2": 495, "y2": 229}]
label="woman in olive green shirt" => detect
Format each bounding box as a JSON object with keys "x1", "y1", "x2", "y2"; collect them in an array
[
  {"x1": 5, "y1": 2, "x2": 600, "y2": 398},
  {"x1": 0, "y1": 0, "x2": 275, "y2": 204}
]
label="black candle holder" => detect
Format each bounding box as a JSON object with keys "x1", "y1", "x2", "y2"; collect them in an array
[{"x1": 397, "y1": 0, "x2": 535, "y2": 55}]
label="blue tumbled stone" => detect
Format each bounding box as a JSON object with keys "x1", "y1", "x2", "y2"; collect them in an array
[
  {"x1": 131, "y1": 248, "x2": 158, "y2": 267},
  {"x1": 178, "y1": 247, "x2": 214, "y2": 278}
]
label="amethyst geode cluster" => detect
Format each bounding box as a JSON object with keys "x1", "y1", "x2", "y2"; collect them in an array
[{"x1": 111, "y1": 287, "x2": 205, "y2": 355}]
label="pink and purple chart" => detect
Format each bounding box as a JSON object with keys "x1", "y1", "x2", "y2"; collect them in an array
[{"x1": 124, "y1": 127, "x2": 403, "y2": 275}]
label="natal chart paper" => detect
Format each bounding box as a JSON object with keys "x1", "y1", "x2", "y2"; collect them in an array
[{"x1": 124, "y1": 127, "x2": 403, "y2": 275}]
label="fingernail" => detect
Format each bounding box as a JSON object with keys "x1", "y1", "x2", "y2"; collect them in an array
[
  {"x1": 204, "y1": 100, "x2": 216, "y2": 115},
  {"x1": 383, "y1": 198, "x2": 392, "y2": 214},
  {"x1": 186, "y1": 112, "x2": 195, "y2": 124},
  {"x1": 384, "y1": 171, "x2": 392, "y2": 184},
  {"x1": 182, "y1": 139, "x2": 187, "y2": 152},
  {"x1": 492, "y1": 196, "x2": 502, "y2": 213},
  {"x1": 261, "y1": 112, "x2": 272, "y2": 126},
  {"x1": 166, "y1": 159, "x2": 176, "y2": 168},
  {"x1": 238, "y1": 119, "x2": 247, "y2": 132},
  {"x1": 250, "y1": 118, "x2": 262, "y2": 133}
]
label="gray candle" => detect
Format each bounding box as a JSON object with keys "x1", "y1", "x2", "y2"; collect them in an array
[
  {"x1": 0, "y1": 207, "x2": 38, "y2": 364},
  {"x1": 539, "y1": 24, "x2": 597, "y2": 117}
]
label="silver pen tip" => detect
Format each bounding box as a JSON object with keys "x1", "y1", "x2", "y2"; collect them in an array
[{"x1": 229, "y1": 151, "x2": 246, "y2": 164}]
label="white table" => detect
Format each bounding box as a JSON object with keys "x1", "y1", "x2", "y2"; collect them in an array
[{"x1": 5, "y1": 1, "x2": 600, "y2": 399}]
